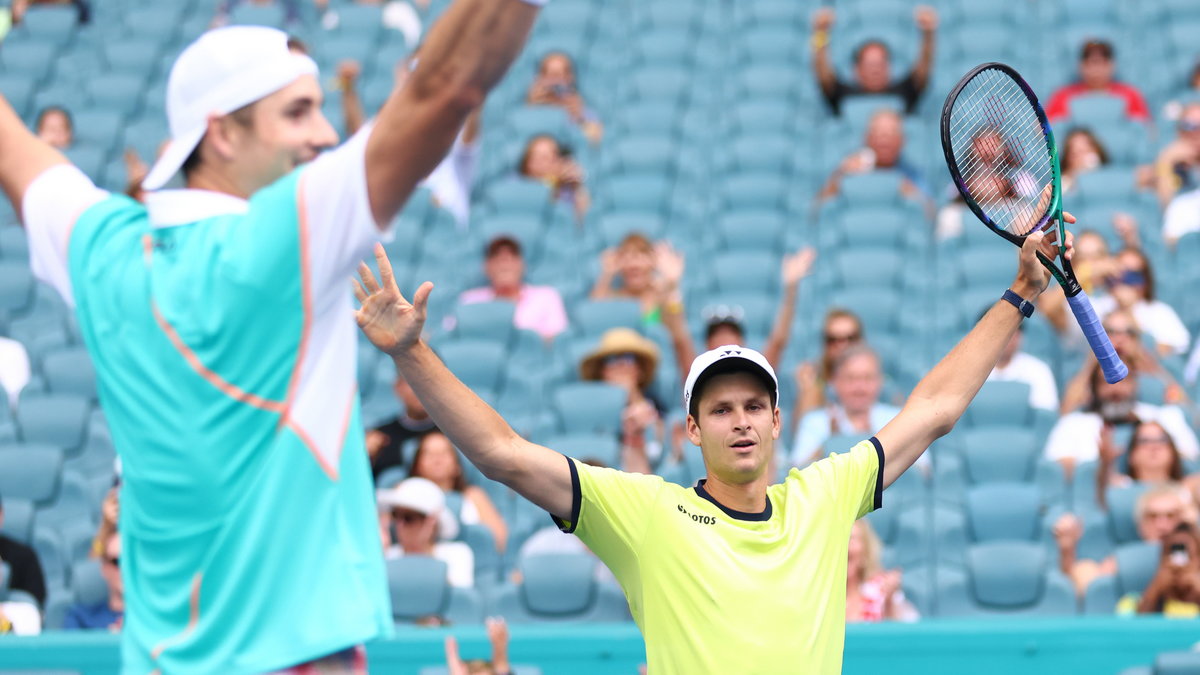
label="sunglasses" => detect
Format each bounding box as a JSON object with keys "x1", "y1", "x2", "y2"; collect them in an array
[
  {"x1": 391, "y1": 510, "x2": 428, "y2": 525},
  {"x1": 1180, "y1": 121, "x2": 1200, "y2": 133},
  {"x1": 603, "y1": 354, "x2": 638, "y2": 367},
  {"x1": 104, "y1": 555, "x2": 120, "y2": 567},
  {"x1": 1135, "y1": 434, "x2": 1171, "y2": 445},
  {"x1": 824, "y1": 332, "x2": 861, "y2": 345}
]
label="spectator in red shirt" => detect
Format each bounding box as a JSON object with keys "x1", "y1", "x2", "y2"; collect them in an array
[{"x1": 1045, "y1": 40, "x2": 1150, "y2": 124}]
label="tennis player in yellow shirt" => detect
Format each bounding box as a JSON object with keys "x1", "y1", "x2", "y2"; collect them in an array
[{"x1": 354, "y1": 228, "x2": 1071, "y2": 673}]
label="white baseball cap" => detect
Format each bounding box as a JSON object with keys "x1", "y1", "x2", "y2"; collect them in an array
[
  {"x1": 377, "y1": 477, "x2": 460, "y2": 540},
  {"x1": 683, "y1": 345, "x2": 779, "y2": 415},
  {"x1": 142, "y1": 25, "x2": 320, "y2": 191}
]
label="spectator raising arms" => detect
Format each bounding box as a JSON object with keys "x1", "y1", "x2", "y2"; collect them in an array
[
  {"x1": 590, "y1": 233, "x2": 675, "y2": 325},
  {"x1": 811, "y1": 5, "x2": 937, "y2": 116},
  {"x1": 444, "y1": 617, "x2": 510, "y2": 675},
  {"x1": 455, "y1": 235, "x2": 569, "y2": 342},
  {"x1": 846, "y1": 519, "x2": 918, "y2": 622},
  {"x1": 526, "y1": 51, "x2": 603, "y2": 145},
  {"x1": 408, "y1": 429, "x2": 509, "y2": 554},
  {"x1": 1045, "y1": 40, "x2": 1150, "y2": 124},
  {"x1": 518, "y1": 133, "x2": 589, "y2": 221}
]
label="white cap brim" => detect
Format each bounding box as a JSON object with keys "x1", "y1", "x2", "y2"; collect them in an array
[{"x1": 142, "y1": 126, "x2": 206, "y2": 191}]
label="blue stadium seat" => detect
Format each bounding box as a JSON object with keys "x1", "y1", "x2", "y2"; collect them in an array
[
  {"x1": 603, "y1": 135, "x2": 678, "y2": 174},
  {"x1": 593, "y1": 212, "x2": 665, "y2": 248},
  {"x1": 960, "y1": 428, "x2": 1039, "y2": 483},
  {"x1": 711, "y1": 250, "x2": 779, "y2": 294},
  {"x1": 831, "y1": 248, "x2": 904, "y2": 289},
  {"x1": 0, "y1": 227, "x2": 24, "y2": 261},
  {"x1": 65, "y1": 145, "x2": 110, "y2": 185},
  {"x1": 229, "y1": 2, "x2": 287, "y2": 27},
  {"x1": 438, "y1": 340, "x2": 508, "y2": 395},
  {"x1": 459, "y1": 523, "x2": 502, "y2": 589},
  {"x1": 1072, "y1": 166, "x2": 1138, "y2": 205},
  {"x1": 839, "y1": 171, "x2": 905, "y2": 205},
  {"x1": 0, "y1": 261, "x2": 35, "y2": 315},
  {"x1": 598, "y1": 172, "x2": 673, "y2": 214},
  {"x1": 102, "y1": 39, "x2": 164, "y2": 78},
  {"x1": 729, "y1": 102, "x2": 795, "y2": 135},
  {"x1": 486, "y1": 181, "x2": 551, "y2": 216},
  {"x1": 714, "y1": 210, "x2": 787, "y2": 252},
  {"x1": 14, "y1": 5, "x2": 78, "y2": 44},
  {"x1": 0, "y1": 497, "x2": 34, "y2": 544},
  {"x1": 541, "y1": 432, "x2": 620, "y2": 469},
  {"x1": 551, "y1": 382, "x2": 626, "y2": 436},
  {"x1": 571, "y1": 300, "x2": 642, "y2": 337},
  {"x1": 0, "y1": 443, "x2": 64, "y2": 507},
  {"x1": 965, "y1": 482, "x2": 1042, "y2": 542},
  {"x1": 490, "y1": 553, "x2": 630, "y2": 623},
  {"x1": 86, "y1": 74, "x2": 147, "y2": 117},
  {"x1": 387, "y1": 556, "x2": 484, "y2": 625},
  {"x1": 0, "y1": 73, "x2": 37, "y2": 118},
  {"x1": 625, "y1": 66, "x2": 692, "y2": 103},
  {"x1": 452, "y1": 302, "x2": 517, "y2": 345},
  {"x1": 15, "y1": 393, "x2": 91, "y2": 455},
  {"x1": 1082, "y1": 541, "x2": 1161, "y2": 614},
  {"x1": 1067, "y1": 92, "x2": 1130, "y2": 126},
  {"x1": 734, "y1": 27, "x2": 801, "y2": 65},
  {"x1": 31, "y1": 526, "x2": 67, "y2": 590},
  {"x1": 1106, "y1": 483, "x2": 1152, "y2": 546},
  {"x1": 70, "y1": 559, "x2": 109, "y2": 610},
  {"x1": 964, "y1": 381, "x2": 1034, "y2": 428},
  {"x1": 937, "y1": 542, "x2": 1077, "y2": 616}
]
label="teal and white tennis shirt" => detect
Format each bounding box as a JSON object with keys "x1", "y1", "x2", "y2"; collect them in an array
[{"x1": 24, "y1": 127, "x2": 393, "y2": 674}]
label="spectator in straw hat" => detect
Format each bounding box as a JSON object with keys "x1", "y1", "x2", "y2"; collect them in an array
[{"x1": 580, "y1": 328, "x2": 663, "y2": 473}]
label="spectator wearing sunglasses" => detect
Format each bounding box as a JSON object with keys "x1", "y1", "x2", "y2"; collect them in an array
[
  {"x1": 1155, "y1": 103, "x2": 1200, "y2": 209},
  {"x1": 793, "y1": 309, "x2": 866, "y2": 422},
  {"x1": 64, "y1": 531, "x2": 124, "y2": 631},
  {"x1": 1091, "y1": 248, "x2": 1190, "y2": 356},
  {"x1": 377, "y1": 477, "x2": 474, "y2": 589},
  {"x1": 1097, "y1": 420, "x2": 1200, "y2": 506},
  {"x1": 579, "y1": 329, "x2": 664, "y2": 474}
]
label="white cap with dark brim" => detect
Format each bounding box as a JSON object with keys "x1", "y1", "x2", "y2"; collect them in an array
[
  {"x1": 683, "y1": 344, "x2": 779, "y2": 415},
  {"x1": 142, "y1": 25, "x2": 320, "y2": 191}
]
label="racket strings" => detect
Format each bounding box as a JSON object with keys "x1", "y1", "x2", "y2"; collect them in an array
[{"x1": 947, "y1": 68, "x2": 1054, "y2": 236}]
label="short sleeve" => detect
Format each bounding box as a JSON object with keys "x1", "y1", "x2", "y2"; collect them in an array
[
  {"x1": 800, "y1": 437, "x2": 884, "y2": 519},
  {"x1": 22, "y1": 164, "x2": 110, "y2": 305},
  {"x1": 552, "y1": 457, "x2": 666, "y2": 581},
  {"x1": 297, "y1": 123, "x2": 386, "y2": 312}
]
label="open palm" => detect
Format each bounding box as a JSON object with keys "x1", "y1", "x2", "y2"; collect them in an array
[{"x1": 353, "y1": 243, "x2": 433, "y2": 357}]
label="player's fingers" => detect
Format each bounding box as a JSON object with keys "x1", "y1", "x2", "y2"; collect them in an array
[
  {"x1": 412, "y1": 281, "x2": 434, "y2": 315},
  {"x1": 358, "y1": 261, "x2": 381, "y2": 294},
  {"x1": 374, "y1": 243, "x2": 398, "y2": 292},
  {"x1": 352, "y1": 278, "x2": 367, "y2": 303},
  {"x1": 1063, "y1": 230, "x2": 1075, "y2": 261},
  {"x1": 1063, "y1": 210, "x2": 1077, "y2": 224}
]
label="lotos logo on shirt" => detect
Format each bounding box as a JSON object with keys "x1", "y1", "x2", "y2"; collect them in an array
[{"x1": 678, "y1": 503, "x2": 716, "y2": 525}]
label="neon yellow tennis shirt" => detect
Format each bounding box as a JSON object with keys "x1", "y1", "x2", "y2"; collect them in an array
[{"x1": 555, "y1": 438, "x2": 884, "y2": 674}]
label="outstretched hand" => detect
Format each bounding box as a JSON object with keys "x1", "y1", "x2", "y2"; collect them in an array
[{"x1": 353, "y1": 243, "x2": 433, "y2": 358}]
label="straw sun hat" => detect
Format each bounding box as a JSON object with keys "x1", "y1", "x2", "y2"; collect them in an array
[{"x1": 579, "y1": 328, "x2": 660, "y2": 389}]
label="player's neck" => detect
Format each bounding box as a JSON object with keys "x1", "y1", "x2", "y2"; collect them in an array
[
  {"x1": 702, "y1": 474, "x2": 769, "y2": 513},
  {"x1": 186, "y1": 167, "x2": 252, "y2": 200}
]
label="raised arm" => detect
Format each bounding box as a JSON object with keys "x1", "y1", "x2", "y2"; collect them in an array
[
  {"x1": 761, "y1": 247, "x2": 815, "y2": 367},
  {"x1": 875, "y1": 227, "x2": 1072, "y2": 488},
  {"x1": 354, "y1": 245, "x2": 573, "y2": 520},
  {"x1": 365, "y1": 0, "x2": 539, "y2": 225},
  {"x1": 810, "y1": 8, "x2": 838, "y2": 95},
  {"x1": 338, "y1": 60, "x2": 366, "y2": 137},
  {"x1": 910, "y1": 6, "x2": 938, "y2": 92},
  {"x1": 0, "y1": 96, "x2": 69, "y2": 218}
]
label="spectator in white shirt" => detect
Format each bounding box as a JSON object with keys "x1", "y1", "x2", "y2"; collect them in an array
[
  {"x1": 983, "y1": 313, "x2": 1059, "y2": 411},
  {"x1": 791, "y1": 344, "x2": 901, "y2": 467},
  {"x1": 1091, "y1": 247, "x2": 1190, "y2": 356},
  {"x1": 378, "y1": 477, "x2": 474, "y2": 589},
  {"x1": 1163, "y1": 185, "x2": 1200, "y2": 247},
  {"x1": 454, "y1": 235, "x2": 568, "y2": 342},
  {"x1": 1044, "y1": 362, "x2": 1199, "y2": 475}
]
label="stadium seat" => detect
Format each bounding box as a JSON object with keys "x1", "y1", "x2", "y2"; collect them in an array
[
  {"x1": 831, "y1": 248, "x2": 904, "y2": 289},
  {"x1": 490, "y1": 553, "x2": 630, "y2": 622},
  {"x1": 1068, "y1": 93, "x2": 1129, "y2": 125},
  {"x1": 0, "y1": 497, "x2": 34, "y2": 544},
  {"x1": 960, "y1": 428, "x2": 1039, "y2": 483},
  {"x1": 14, "y1": 5, "x2": 77, "y2": 43},
  {"x1": 0, "y1": 443, "x2": 64, "y2": 506},
  {"x1": 571, "y1": 300, "x2": 642, "y2": 337},
  {"x1": 1082, "y1": 540, "x2": 1162, "y2": 614},
  {"x1": 15, "y1": 393, "x2": 92, "y2": 455},
  {"x1": 0, "y1": 261, "x2": 35, "y2": 315},
  {"x1": 41, "y1": 347, "x2": 97, "y2": 401},
  {"x1": 726, "y1": 134, "x2": 796, "y2": 173},
  {"x1": 598, "y1": 172, "x2": 674, "y2": 214},
  {"x1": 540, "y1": 432, "x2": 620, "y2": 469},
  {"x1": 964, "y1": 381, "x2": 1034, "y2": 428},
  {"x1": 593, "y1": 212, "x2": 665, "y2": 248},
  {"x1": 937, "y1": 542, "x2": 1077, "y2": 616},
  {"x1": 839, "y1": 171, "x2": 905, "y2": 206},
  {"x1": 1072, "y1": 166, "x2": 1138, "y2": 205},
  {"x1": 70, "y1": 559, "x2": 109, "y2": 608},
  {"x1": 0, "y1": 73, "x2": 37, "y2": 118},
  {"x1": 551, "y1": 382, "x2": 626, "y2": 436},
  {"x1": 86, "y1": 74, "x2": 147, "y2": 117},
  {"x1": 387, "y1": 556, "x2": 484, "y2": 625},
  {"x1": 460, "y1": 524, "x2": 502, "y2": 588},
  {"x1": 718, "y1": 171, "x2": 790, "y2": 210},
  {"x1": 1106, "y1": 483, "x2": 1152, "y2": 545},
  {"x1": 965, "y1": 483, "x2": 1042, "y2": 542},
  {"x1": 1153, "y1": 651, "x2": 1200, "y2": 675},
  {"x1": 486, "y1": 181, "x2": 551, "y2": 216},
  {"x1": 625, "y1": 66, "x2": 693, "y2": 103},
  {"x1": 438, "y1": 340, "x2": 508, "y2": 395},
  {"x1": 729, "y1": 102, "x2": 795, "y2": 135},
  {"x1": 31, "y1": 527, "x2": 67, "y2": 590},
  {"x1": 452, "y1": 301, "x2": 517, "y2": 345},
  {"x1": 714, "y1": 210, "x2": 787, "y2": 252},
  {"x1": 711, "y1": 250, "x2": 779, "y2": 294}
]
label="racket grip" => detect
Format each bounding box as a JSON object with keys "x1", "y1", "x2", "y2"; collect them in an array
[{"x1": 1065, "y1": 290, "x2": 1129, "y2": 384}]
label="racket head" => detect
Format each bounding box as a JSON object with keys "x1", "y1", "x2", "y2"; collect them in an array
[{"x1": 940, "y1": 62, "x2": 1065, "y2": 248}]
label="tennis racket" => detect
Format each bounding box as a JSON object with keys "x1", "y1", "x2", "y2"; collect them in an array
[{"x1": 940, "y1": 62, "x2": 1128, "y2": 384}]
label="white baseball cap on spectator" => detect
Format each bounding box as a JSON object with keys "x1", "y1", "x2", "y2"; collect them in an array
[
  {"x1": 377, "y1": 477, "x2": 460, "y2": 541},
  {"x1": 683, "y1": 345, "x2": 779, "y2": 416},
  {"x1": 142, "y1": 25, "x2": 320, "y2": 191}
]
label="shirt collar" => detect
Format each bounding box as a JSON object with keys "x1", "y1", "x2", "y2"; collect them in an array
[{"x1": 145, "y1": 189, "x2": 250, "y2": 229}]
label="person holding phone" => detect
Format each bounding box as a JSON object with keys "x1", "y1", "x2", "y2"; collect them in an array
[
  {"x1": 526, "y1": 51, "x2": 603, "y2": 144},
  {"x1": 1137, "y1": 522, "x2": 1200, "y2": 616}
]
